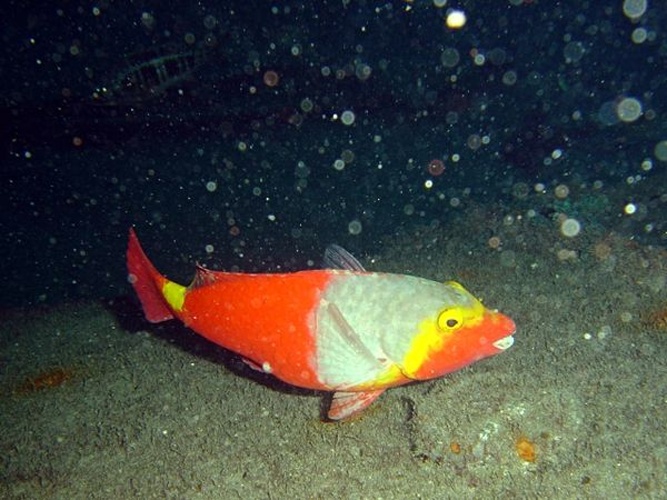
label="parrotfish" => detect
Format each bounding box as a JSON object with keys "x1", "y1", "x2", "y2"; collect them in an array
[{"x1": 126, "y1": 228, "x2": 515, "y2": 420}]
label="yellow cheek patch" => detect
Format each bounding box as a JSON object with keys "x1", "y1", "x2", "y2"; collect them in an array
[
  {"x1": 401, "y1": 302, "x2": 485, "y2": 378},
  {"x1": 162, "y1": 281, "x2": 186, "y2": 312},
  {"x1": 402, "y1": 317, "x2": 448, "y2": 377}
]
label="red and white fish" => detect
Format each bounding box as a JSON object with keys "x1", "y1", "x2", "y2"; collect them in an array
[{"x1": 126, "y1": 229, "x2": 515, "y2": 420}]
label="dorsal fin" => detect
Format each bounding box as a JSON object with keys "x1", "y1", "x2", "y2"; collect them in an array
[
  {"x1": 323, "y1": 244, "x2": 366, "y2": 271},
  {"x1": 189, "y1": 264, "x2": 238, "y2": 289}
]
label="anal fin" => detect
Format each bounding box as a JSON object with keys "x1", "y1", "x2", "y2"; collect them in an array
[{"x1": 327, "y1": 389, "x2": 385, "y2": 420}]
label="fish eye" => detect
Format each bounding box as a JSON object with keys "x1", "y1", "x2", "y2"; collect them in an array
[{"x1": 437, "y1": 307, "x2": 464, "y2": 331}]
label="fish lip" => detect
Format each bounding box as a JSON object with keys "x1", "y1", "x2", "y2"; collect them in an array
[{"x1": 492, "y1": 335, "x2": 515, "y2": 350}]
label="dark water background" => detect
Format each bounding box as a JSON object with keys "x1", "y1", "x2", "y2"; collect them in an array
[{"x1": 2, "y1": 0, "x2": 666, "y2": 307}]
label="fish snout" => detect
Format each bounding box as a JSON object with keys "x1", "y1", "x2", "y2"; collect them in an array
[{"x1": 490, "y1": 311, "x2": 516, "y2": 351}]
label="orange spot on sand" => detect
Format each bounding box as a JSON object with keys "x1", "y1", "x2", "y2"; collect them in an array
[
  {"x1": 15, "y1": 367, "x2": 75, "y2": 395},
  {"x1": 645, "y1": 305, "x2": 667, "y2": 331},
  {"x1": 516, "y1": 436, "x2": 537, "y2": 462},
  {"x1": 449, "y1": 441, "x2": 461, "y2": 454}
]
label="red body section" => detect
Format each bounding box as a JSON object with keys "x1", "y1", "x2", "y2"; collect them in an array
[
  {"x1": 181, "y1": 272, "x2": 333, "y2": 388},
  {"x1": 127, "y1": 228, "x2": 334, "y2": 389}
]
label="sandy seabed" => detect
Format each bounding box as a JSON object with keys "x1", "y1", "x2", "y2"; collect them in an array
[{"x1": 1, "y1": 208, "x2": 666, "y2": 500}]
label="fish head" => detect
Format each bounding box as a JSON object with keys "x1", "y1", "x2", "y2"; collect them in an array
[{"x1": 399, "y1": 281, "x2": 516, "y2": 381}]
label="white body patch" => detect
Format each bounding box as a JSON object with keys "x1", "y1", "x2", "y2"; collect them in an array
[{"x1": 313, "y1": 272, "x2": 478, "y2": 389}]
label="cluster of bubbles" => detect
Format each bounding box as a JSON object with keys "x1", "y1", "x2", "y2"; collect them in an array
[{"x1": 332, "y1": 149, "x2": 355, "y2": 171}]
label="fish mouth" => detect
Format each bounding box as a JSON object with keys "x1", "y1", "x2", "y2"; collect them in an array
[{"x1": 492, "y1": 335, "x2": 514, "y2": 350}]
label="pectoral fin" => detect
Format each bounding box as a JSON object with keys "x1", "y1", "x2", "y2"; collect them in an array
[
  {"x1": 326, "y1": 302, "x2": 384, "y2": 370},
  {"x1": 328, "y1": 389, "x2": 385, "y2": 420},
  {"x1": 316, "y1": 301, "x2": 390, "y2": 388}
]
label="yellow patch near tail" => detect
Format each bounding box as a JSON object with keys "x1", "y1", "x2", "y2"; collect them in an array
[{"x1": 162, "y1": 281, "x2": 186, "y2": 312}]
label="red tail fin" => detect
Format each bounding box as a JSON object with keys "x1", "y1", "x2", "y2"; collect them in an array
[{"x1": 126, "y1": 228, "x2": 174, "y2": 323}]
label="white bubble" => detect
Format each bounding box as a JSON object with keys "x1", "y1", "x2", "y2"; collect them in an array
[
  {"x1": 560, "y1": 218, "x2": 581, "y2": 237},
  {"x1": 341, "y1": 150, "x2": 355, "y2": 163},
  {"x1": 623, "y1": 0, "x2": 647, "y2": 20},
  {"x1": 631, "y1": 27, "x2": 648, "y2": 44},
  {"x1": 206, "y1": 181, "x2": 217, "y2": 192},
  {"x1": 300, "y1": 98, "x2": 314, "y2": 112},
  {"x1": 654, "y1": 140, "x2": 667, "y2": 161},
  {"x1": 205, "y1": 244, "x2": 214, "y2": 253},
  {"x1": 348, "y1": 219, "x2": 362, "y2": 235},
  {"x1": 340, "y1": 110, "x2": 356, "y2": 125},
  {"x1": 563, "y1": 41, "x2": 585, "y2": 63},
  {"x1": 597, "y1": 325, "x2": 612, "y2": 340},
  {"x1": 446, "y1": 9, "x2": 467, "y2": 29},
  {"x1": 203, "y1": 15, "x2": 218, "y2": 29},
  {"x1": 502, "y1": 70, "x2": 518, "y2": 86},
  {"x1": 487, "y1": 48, "x2": 507, "y2": 66},
  {"x1": 333, "y1": 158, "x2": 345, "y2": 171},
  {"x1": 440, "y1": 47, "x2": 460, "y2": 68},
  {"x1": 616, "y1": 97, "x2": 643, "y2": 122},
  {"x1": 554, "y1": 184, "x2": 569, "y2": 199},
  {"x1": 598, "y1": 101, "x2": 619, "y2": 126},
  {"x1": 355, "y1": 63, "x2": 372, "y2": 81},
  {"x1": 624, "y1": 203, "x2": 637, "y2": 215},
  {"x1": 295, "y1": 161, "x2": 310, "y2": 178}
]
